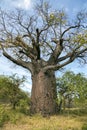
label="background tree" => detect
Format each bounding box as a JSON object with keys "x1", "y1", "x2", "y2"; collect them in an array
[
  {"x1": 0, "y1": 74, "x2": 30, "y2": 109},
  {"x1": 73, "y1": 73, "x2": 87, "y2": 108},
  {"x1": 56, "y1": 71, "x2": 76, "y2": 111},
  {"x1": 56, "y1": 71, "x2": 87, "y2": 111},
  {"x1": 0, "y1": 0, "x2": 87, "y2": 115},
  {"x1": 0, "y1": 75, "x2": 10, "y2": 103}
]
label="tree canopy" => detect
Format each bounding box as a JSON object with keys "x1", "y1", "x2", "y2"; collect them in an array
[
  {"x1": 56, "y1": 71, "x2": 87, "y2": 110},
  {"x1": 0, "y1": 1, "x2": 87, "y2": 73},
  {"x1": 0, "y1": 74, "x2": 30, "y2": 109}
]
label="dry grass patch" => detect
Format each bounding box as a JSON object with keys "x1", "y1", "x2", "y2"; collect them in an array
[{"x1": 1, "y1": 114, "x2": 86, "y2": 130}]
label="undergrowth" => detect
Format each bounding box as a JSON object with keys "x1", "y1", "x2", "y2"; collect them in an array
[{"x1": 0, "y1": 104, "x2": 87, "y2": 130}]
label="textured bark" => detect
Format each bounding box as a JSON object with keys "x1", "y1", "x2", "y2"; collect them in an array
[{"x1": 30, "y1": 70, "x2": 58, "y2": 115}]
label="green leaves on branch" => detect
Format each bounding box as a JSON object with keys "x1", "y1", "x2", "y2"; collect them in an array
[
  {"x1": 48, "y1": 11, "x2": 67, "y2": 26},
  {"x1": 0, "y1": 74, "x2": 29, "y2": 110},
  {"x1": 56, "y1": 71, "x2": 87, "y2": 109},
  {"x1": 73, "y1": 32, "x2": 87, "y2": 46}
]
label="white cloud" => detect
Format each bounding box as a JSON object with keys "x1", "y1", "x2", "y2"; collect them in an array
[
  {"x1": 1, "y1": 0, "x2": 32, "y2": 10},
  {"x1": 16, "y1": 0, "x2": 31, "y2": 10}
]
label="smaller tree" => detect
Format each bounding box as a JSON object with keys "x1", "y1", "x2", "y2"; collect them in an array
[
  {"x1": 73, "y1": 73, "x2": 87, "y2": 108},
  {"x1": 0, "y1": 74, "x2": 30, "y2": 109},
  {"x1": 56, "y1": 71, "x2": 87, "y2": 111},
  {"x1": 0, "y1": 76, "x2": 10, "y2": 103}
]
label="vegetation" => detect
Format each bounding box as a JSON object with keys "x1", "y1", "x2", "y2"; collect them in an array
[
  {"x1": 0, "y1": 72, "x2": 87, "y2": 130},
  {"x1": 0, "y1": 105, "x2": 9, "y2": 127},
  {"x1": 56, "y1": 71, "x2": 87, "y2": 111},
  {"x1": 0, "y1": 75, "x2": 30, "y2": 110},
  {"x1": 0, "y1": 104, "x2": 87, "y2": 130},
  {"x1": 0, "y1": 0, "x2": 87, "y2": 115}
]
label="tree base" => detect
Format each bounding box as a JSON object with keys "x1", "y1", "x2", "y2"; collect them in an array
[{"x1": 30, "y1": 70, "x2": 58, "y2": 116}]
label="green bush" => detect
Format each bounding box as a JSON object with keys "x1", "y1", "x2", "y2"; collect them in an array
[
  {"x1": 0, "y1": 105, "x2": 9, "y2": 127},
  {"x1": 82, "y1": 124, "x2": 87, "y2": 130},
  {"x1": 18, "y1": 99, "x2": 29, "y2": 115},
  {"x1": 8, "y1": 111, "x2": 21, "y2": 124}
]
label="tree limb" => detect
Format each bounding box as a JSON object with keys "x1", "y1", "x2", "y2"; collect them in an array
[
  {"x1": 43, "y1": 58, "x2": 74, "y2": 71},
  {"x1": 48, "y1": 39, "x2": 63, "y2": 64},
  {"x1": 44, "y1": 48, "x2": 87, "y2": 71},
  {"x1": 61, "y1": 25, "x2": 80, "y2": 38},
  {"x1": 2, "y1": 48, "x2": 32, "y2": 72},
  {"x1": 15, "y1": 36, "x2": 37, "y2": 60}
]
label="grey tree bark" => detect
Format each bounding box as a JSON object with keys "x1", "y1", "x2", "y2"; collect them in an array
[{"x1": 30, "y1": 70, "x2": 58, "y2": 115}]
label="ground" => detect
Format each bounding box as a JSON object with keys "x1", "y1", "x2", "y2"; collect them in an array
[{"x1": 0, "y1": 108, "x2": 87, "y2": 130}]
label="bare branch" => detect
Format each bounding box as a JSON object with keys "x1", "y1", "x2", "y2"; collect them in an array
[
  {"x1": 43, "y1": 57, "x2": 74, "y2": 71},
  {"x1": 58, "y1": 52, "x2": 72, "y2": 62},
  {"x1": 44, "y1": 47, "x2": 87, "y2": 71},
  {"x1": 2, "y1": 48, "x2": 32, "y2": 72},
  {"x1": 39, "y1": 25, "x2": 50, "y2": 34},
  {"x1": 61, "y1": 25, "x2": 80, "y2": 38},
  {"x1": 76, "y1": 48, "x2": 87, "y2": 57},
  {"x1": 48, "y1": 39, "x2": 63, "y2": 64},
  {"x1": 0, "y1": 7, "x2": 87, "y2": 73}
]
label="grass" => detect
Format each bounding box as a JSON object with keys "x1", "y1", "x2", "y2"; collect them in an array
[
  {"x1": 1, "y1": 114, "x2": 85, "y2": 130},
  {"x1": 0, "y1": 105, "x2": 87, "y2": 130}
]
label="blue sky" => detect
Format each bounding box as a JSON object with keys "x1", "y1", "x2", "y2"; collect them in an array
[
  {"x1": 0, "y1": 0, "x2": 87, "y2": 91},
  {"x1": 1, "y1": 0, "x2": 87, "y2": 12}
]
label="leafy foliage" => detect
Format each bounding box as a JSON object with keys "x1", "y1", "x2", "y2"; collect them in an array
[
  {"x1": 82, "y1": 124, "x2": 87, "y2": 130},
  {"x1": 0, "y1": 75, "x2": 30, "y2": 109},
  {"x1": 0, "y1": 105, "x2": 9, "y2": 127},
  {"x1": 56, "y1": 71, "x2": 87, "y2": 111}
]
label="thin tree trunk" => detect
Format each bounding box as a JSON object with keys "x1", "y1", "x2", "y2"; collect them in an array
[
  {"x1": 30, "y1": 70, "x2": 58, "y2": 116},
  {"x1": 58, "y1": 99, "x2": 62, "y2": 112},
  {"x1": 12, "y1": 102, "x2": 16, "y2": 109}
]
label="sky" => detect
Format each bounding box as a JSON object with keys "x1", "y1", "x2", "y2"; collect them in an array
[{"x1": 0, "y1": 0, "x2": 87, "y2": 92}]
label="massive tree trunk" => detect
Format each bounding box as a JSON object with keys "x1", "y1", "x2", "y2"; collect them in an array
[{"x1": 30, "y1": 70, "x2": 58, "y2": 115}]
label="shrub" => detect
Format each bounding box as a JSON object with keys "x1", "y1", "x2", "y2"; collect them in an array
[
  {"x1": 0, "y1": 105, "x2": 9, "y2": 127},
  {"x1": 82, "y1": 124, "x2": 87, "y2": 130},
  {"x1": 18, "y1": 99, "x2": 29, "y2": 115}
]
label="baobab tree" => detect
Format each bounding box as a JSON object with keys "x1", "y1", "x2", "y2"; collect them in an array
[{"x1": 0, "y1": 1, "x2": 87, "y2": 115}]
